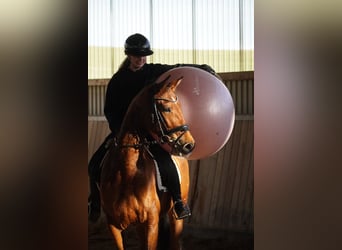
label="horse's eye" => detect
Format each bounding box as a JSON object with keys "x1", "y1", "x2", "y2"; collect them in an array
[
  {"x1": 157, "y1": 103, "x2": 171, "y2": 112},
  {"x1": 162, "y1": 106, "x2": 171, "y2": 113}
]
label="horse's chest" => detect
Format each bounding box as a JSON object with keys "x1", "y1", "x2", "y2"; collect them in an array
[
  {"x1": 112, "y1": 194, "x2": 156, "y2": 229},
  {"x1": 112, "y1": 176, "x2": 159, "y2": 226}
]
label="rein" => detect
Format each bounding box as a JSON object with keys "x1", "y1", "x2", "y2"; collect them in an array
[{"x1": 117, "y1": 137, "x2": 159, "y2": 149}]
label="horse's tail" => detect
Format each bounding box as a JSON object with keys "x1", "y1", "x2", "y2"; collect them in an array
[{"x1": 157, "y1": 214, "x2": 170, "y2": 250}]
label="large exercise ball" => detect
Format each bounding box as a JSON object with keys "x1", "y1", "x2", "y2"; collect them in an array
[{"x1": 156, "y1": 67, "x2": 235, "y2": 160}]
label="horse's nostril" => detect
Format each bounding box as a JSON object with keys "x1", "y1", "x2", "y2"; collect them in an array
[{"x1": 182, "y1": 143, "x2": 195, "y2": 153}]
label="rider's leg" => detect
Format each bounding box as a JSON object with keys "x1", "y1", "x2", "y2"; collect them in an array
[{"x1": 149, "y1": 144, "x2": 191, "y2": 220}]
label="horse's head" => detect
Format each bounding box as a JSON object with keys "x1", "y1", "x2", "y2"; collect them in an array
[{"x1": 150, "y1": 76, "x2": 195, "y2": 157}]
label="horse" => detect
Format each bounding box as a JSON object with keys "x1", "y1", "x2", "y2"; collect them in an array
[{"x1": 100, "y1": 75, "x2": 195, "y2": 250}]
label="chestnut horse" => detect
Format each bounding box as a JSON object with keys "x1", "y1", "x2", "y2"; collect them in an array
[{"x1": 100, "y1": 76, "x2": 195, "y2": 250}]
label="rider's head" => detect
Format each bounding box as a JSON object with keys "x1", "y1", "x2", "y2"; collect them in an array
[
  {"x1": 124, "y1": 33, "x2": 153, "y2": 71},
  {"x1": 124, "y1": 33, "x2": 153, "y2": 57}
]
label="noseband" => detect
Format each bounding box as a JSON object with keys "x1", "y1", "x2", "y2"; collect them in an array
[{"x1": 152, "y1": 95, "x2": 190, "y2": 149}]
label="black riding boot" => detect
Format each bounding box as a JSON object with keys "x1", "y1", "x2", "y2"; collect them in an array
[
  {"x1": 149, "y1": 144, "x2": 191, "y2": 220},
  {"x1": 88, "y1": 178, "x2": 101, "y2": 222},
  {"x1": 88, "y1": 134, "x2": 113, "y2": 222}
]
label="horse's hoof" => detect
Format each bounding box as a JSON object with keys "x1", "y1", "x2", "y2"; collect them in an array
[{"x1": 173, "y1": 200, "x2": 191, "y2": 220}]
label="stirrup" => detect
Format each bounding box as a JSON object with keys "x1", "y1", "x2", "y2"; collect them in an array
[{"x1": 173, "y1": 200, "x2": 191, "y2": 220}]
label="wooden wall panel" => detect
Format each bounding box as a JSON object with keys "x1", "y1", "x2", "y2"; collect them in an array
[
  {"x1": 186, "y1": 120, "x2": 253, "y2": 232},
  {"x1": 88, "y1": 118, "x2": 110, "y2": 162}
]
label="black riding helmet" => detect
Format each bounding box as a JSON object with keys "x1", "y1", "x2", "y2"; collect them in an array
[{"x1": 124, "y1": 33, "x2": 153, "y2": 56}]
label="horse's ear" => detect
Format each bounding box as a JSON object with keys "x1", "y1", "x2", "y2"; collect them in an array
[{"x1": 168, "y1": 76, "x2": 183, "y2": 91}]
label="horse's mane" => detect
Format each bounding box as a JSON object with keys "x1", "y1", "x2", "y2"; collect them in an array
[{"x1": 118, "y1": 75, "x2": 171, "y2": 137}]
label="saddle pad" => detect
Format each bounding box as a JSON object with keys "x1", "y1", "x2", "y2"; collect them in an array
[{"x1": 153, "y1": 157, "x2": 181, "y2": 193}]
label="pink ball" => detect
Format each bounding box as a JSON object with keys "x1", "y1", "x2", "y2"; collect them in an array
[{"x1": 156, "y1": 67, "x2": 235, "y2": 160}]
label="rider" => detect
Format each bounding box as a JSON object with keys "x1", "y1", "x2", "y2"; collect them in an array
[{"x1": 88, "y1": 33, "x2": 216, "y2": 222}]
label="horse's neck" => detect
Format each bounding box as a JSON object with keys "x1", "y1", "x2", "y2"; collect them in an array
[
  {"x1": 117, "y1": 98, "x2": 150, "y2": 181},
  {"x1": 117, "y1": 131, "x2": 143, "y2": 181}
]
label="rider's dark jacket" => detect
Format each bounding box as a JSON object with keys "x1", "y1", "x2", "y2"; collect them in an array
[{"x1": 104, "y1": 63, "x2": 176, "y2": 135}]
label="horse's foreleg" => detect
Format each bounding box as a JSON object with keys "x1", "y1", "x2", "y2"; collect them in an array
[
  {"x1": 145, "y1": 215, "x2": 159, "y2": 250},
  {"x1": 168, "y1": 211, "x2": 184, "y2": 250},
  {"x1": 108, "y1": 224, "x2": 124, "y2": 250}
]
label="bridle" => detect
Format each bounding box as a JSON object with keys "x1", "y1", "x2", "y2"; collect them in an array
[
  {"x1": 117, "y1": 95, "x2": 190, "y2": 153},
  {"x1": 151, "y1": 95, "x2": 190, "y2": 151}
]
